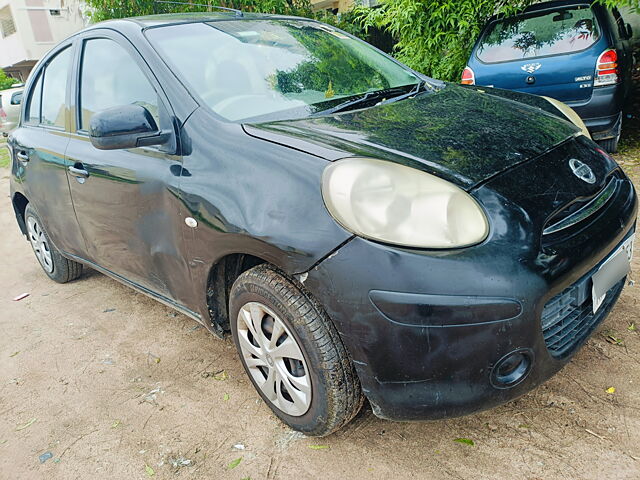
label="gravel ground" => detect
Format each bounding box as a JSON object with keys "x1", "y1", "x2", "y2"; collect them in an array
[{"x1": 1, "y1": 87, "x2": 639, "y2": 478}]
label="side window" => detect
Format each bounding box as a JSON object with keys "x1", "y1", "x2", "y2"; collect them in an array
[
  {"x1": 11, "y1": 91, "x2": 22, "y2": 105},
  {"x1": 79, "y1": 38, "x2": 159, "y2": 131},
  {"x1": 25, "y1": 73, "x2": 43, "y2": 125},
  {"x1": 41, "y1": 47, "x2": 72, "y2": 128}
]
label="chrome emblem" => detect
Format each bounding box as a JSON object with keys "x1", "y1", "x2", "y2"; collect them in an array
[
  {"x1": 569, "y1": 158, "x2": 596, "y2": 184},
  {"x1": 521, "y1": 62, "x2": 542, "y2": 74}
]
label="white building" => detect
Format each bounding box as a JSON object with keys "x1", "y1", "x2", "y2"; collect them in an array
[{"x1": 0, "y1": 0, "x2": 87, "y2": 81}]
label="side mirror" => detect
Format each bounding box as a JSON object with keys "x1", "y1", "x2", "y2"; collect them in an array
[
  {"x1": 626, "y1": 23, "x2": 633, "y2": 39},
  {"x1": 11, "y1": 92, "x2": 22, "y2": 105},
  {"x1": 89, "y1": 104, "x2": 170, "y2": 150}
]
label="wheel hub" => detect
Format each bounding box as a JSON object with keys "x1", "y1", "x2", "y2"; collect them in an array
[
  {"x1": 236, "y1": 302, "x2": 312, "y2": 417},
  {"x1": 26, "y1": 216, "x2": 54, "y2": 273}
]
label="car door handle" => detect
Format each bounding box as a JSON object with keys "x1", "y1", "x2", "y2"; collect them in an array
[
  {"x1": 68, "y1": 165, "x2": 89, "y2": 178},
  {"x1": 16, "y1": 151, "x2": 29, "y2": 162}
]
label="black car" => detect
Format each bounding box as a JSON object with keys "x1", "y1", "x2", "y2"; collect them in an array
[
  {"x1": 463, "y1": 0, "x2": 635, "y2": 153},
  {"x1": 8, "y1": 12, "x2": 637, "y2": 436}
]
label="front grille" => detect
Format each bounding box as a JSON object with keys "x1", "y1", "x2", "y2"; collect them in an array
[{"x1": 541, "y1": 272, "x2": 625, "y2": 359}]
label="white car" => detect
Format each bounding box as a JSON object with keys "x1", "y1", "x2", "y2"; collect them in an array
[{"x1": 0, "y1": 85, "x2": 24, "y2": 135}]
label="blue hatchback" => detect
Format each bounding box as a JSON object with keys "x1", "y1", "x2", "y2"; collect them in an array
[{"x1": 464, "y1": 0, "x2": 635, "y2": 152}]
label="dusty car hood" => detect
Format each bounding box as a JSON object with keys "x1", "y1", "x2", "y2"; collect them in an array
[{"x1": 244, "y1": 84, "x2": 579, "y2": 189}]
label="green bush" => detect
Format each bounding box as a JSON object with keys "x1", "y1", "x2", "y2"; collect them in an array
[
  {"x1": 84, "y1": 0, "x2": 314, "y2": 22},
  {"x1": 0, "y1": 69, "x2": 18, "y2": 90}
]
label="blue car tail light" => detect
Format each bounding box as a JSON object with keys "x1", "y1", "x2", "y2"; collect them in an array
[{"x1": 594, "y1": 49, "x2": 619, "y2": 87}]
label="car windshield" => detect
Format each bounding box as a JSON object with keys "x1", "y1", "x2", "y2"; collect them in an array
[
  {"x1": 146, "y1": 19, "x2": 420, "y2": 122},
  {"x1": 477, "y1": 5, "x2": 601, "y2": 63}
]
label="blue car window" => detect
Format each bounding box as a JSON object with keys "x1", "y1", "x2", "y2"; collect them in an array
[{"x1": 477, "y1": 6, "x2": 601, "y2": 63}]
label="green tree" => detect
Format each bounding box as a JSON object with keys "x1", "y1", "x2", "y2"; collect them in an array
[
  {"x1": 0, "y1": 69, "x2": 18, "y2": 90},
  {"x1": 83, "y1": 0, "x2": 314, "y2": 22},
  {"x1": 353, "y1": 0, "x2": 639, "y2": 82}
]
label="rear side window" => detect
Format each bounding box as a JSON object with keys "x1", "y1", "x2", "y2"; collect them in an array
[
  {"x1": 11, "y1": 91, "x2": 22, "y2": 105},
  {"x1": 477, "y1": 6, "x2": 601, "y2": 63},
  {"x1": 41, "y1": 47, "x2": 72, "y2": 127},
  {"x1": 79, "y1": 38, "x2": 159, "y2": 131},
  {"x1": 25, "y1": 74, "x2": 43, "y2": 124}
]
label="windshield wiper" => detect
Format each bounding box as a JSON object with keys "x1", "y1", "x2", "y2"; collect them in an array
[
  {"x1": 310, "y1": 82, "x2": 424, "y2": 118},
  {"x1": 378, "y1": 80, "x2": 424, "y2": 107}
]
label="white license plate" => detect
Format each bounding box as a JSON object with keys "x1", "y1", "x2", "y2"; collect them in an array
[{"x1": 592, "y1": 233, "x2": 635, "y2": 314}]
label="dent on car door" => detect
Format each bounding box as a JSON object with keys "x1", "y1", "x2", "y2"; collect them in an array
[
  {"x1": 64, "y1": 34, "x2": 193, "y2": 307},
  {"x1": 11, "y1": 45, "x2": 87, "y2": 257}
]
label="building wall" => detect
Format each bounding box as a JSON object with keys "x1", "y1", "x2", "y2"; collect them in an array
[
  {"x1": 0, "y1": 0, "x2": 87, "y2": 80},
  {"x1": 310, "y1": 0, "x2": 365, "y2": 13}
]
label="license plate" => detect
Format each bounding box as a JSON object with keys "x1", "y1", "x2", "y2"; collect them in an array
[{"x1": 592, "y1": 233, "x2": 635, "y2": 313}]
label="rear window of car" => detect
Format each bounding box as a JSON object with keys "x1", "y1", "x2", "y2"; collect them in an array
[{"x1": 477, "y1": 5, "x2": 600, "y2": 63}]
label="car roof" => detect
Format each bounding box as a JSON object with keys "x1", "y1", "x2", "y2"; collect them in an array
[
  {"x1": 522, "y1": 0, "x2": 599, "y2": 14},
  {"x1": 485, "y1": 0, "x2": 602, "y2": 24}
]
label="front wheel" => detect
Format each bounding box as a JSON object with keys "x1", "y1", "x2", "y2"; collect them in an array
[
  {"x1": 24, "y1": 204, "x2": 83, "y2": 283},
  {"x1": 229, "y1": 264, "x2": 364, "y2": 436}
]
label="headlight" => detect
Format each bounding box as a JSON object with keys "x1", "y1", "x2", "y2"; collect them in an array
[
  {"x1": 543, "y1": 96, "x2": 591, "y2": 139},
  {"x1": 322, "y1": 158, "x2": 489, "y2": 249}
]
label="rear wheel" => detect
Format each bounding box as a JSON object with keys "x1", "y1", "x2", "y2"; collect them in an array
[
  {"x1": 25, "y1": 204, "x2": 83, "y2": 283},
  {"x1": 597, "y1": 136, "x2": 619, "y2": 154},
  {"x1": 229, "y1": 264, "x2": 364, "y2": 436}
]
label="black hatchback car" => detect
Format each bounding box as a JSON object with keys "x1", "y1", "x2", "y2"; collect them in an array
[{"x1": 8, "y1": 12, "x2": 637, "y2": 436}]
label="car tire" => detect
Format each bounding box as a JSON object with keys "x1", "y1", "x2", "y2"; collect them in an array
[
  {"x1": 598, "y1": 136, "x2": 619, "y2": 154},
  {"x1": 24, "y1": 204, "x2": 83, "y2": 283},
  {"x1": 229, "y1": 264, "x2": 364, "y2": 436}
]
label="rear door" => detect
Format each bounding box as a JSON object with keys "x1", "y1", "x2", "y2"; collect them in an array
[
  {"x1": 65, "y1": 30, "x2": 192, "y2": 305},
  {"x1": 10, "y1": 43, "x2": 86, "y2": 257},
  {"x1": 471, "y1": 4, "x2": 606, "y2": 103}
]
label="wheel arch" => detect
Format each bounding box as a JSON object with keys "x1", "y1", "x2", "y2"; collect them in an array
[
  {"x1": 12, "y1": 192, "x2": 29, "y2": 236},
  {"x1": 206, "y1": 252, "x2": 268, "y2": 336}
]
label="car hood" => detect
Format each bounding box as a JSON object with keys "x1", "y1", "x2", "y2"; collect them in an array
[{"x1": 243, "y1": 84, "x2": 580, "y2": 189}]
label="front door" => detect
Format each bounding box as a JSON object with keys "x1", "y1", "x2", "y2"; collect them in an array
[{"x1": 65, "y1": 32, "x2": 192, "y2": 305}]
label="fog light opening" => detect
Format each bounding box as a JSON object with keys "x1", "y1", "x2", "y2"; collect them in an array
[{"x1": 490, "y1": 349, "x2": 533, "y2": 389}]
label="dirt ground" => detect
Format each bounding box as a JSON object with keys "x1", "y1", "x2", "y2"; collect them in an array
[{"x1": 1, "y1": 134, "x2": 640, "y2": 479}]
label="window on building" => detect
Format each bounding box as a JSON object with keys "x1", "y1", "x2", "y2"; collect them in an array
[{"x1": 0, "y1": 6, "x2": 16, "y2": 38}]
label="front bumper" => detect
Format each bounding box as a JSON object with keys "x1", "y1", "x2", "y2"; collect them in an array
[{"x1": 303, "y1": 142, "x2": 637, "y2": 421}]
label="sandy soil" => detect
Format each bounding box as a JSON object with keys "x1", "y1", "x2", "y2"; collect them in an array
[{"x1": 0, "y1": 160, "x2": 639, "y2": 480}]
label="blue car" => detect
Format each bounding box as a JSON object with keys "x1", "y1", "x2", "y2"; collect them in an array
[{"x1": 463, "y1": 0, "x2": 635, "y2": 153}]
